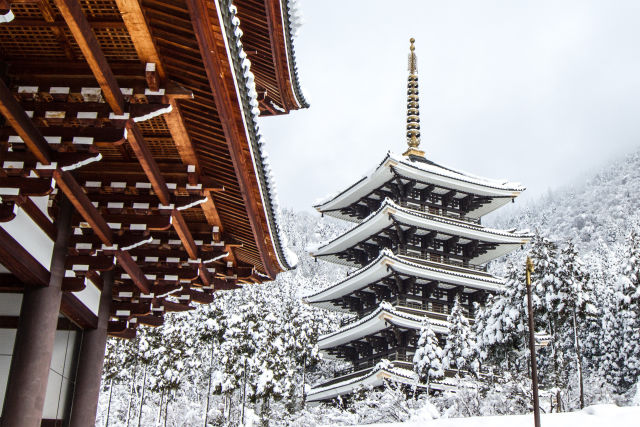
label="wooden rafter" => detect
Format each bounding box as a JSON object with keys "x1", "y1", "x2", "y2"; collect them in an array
[
  {"x1": 114, "y1": 0, "x2": 166, "y2": 80},
  {"x1": 124, "y1": 120, "x2": 171, "y2": 206},
  {"x1": 53, "y1": 169, "x2": 114, "y2": 246},
  {"x1": 171, "y1": 208, "x2": 198, "y2": 260},
  {"x1": 0, "y1": 79, "x2": 52, "y2": 164},
  {"x1": 115, "y1": 250, "x2": 150, "y2": 294},
  {"x1": 53, "y1": 0, "x2": 125, "y2": 115}
]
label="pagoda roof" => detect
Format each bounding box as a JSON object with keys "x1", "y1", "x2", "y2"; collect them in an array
[
  {"x1": 306, "y1": 363, "x2": 441, "y2": 402},
  {"x1": 317, "y1": 302, "x2": 449, "y2": 350},
  {"x1": 310, "y1": 199, "x2": 533, "y2": 266},
  {"x1": 314, "y1": 152, "x2": 525, "y2": 221},
  {"x1": 305, "y1": 249, "x2": 504, "y2": 310}
]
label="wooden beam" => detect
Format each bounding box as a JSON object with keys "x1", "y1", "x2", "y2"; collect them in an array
[
  {"x1": 0, "y1": 78, "x2": 52, "y2": 164},
  {"x1": 164, "y1": 98, "x2": 199, "y2": 168},
  {"x1": 13, "y1": 195, "x2": 56, "y2": 240},
  {"x1": 0, "y1": 177, "x2": 52, "y2": 197},
  {"x1": 171, "y1": 209, "x2": 198, "y2": 260},
  {"x1": 0, "y1": 226, "x2": 49, "y2": 286},
  {"x1": 53, "y1": 0, "x2": 125, "y2": 114},
  {"x1": 115, "y1": 250, "x2": 150, "y2": 293},
  {"x1": 114, "y1": 0, "x2": 166, "y2": 80},
  {"x1": 124, "y1": 120, "x2": 171, "y2": 206},
  {"x1": 53, "y1": 169, "x2": 114, "y2": 246},
  {"x1": 198, "y1": 262, "x2": 212, "y2": 288}
]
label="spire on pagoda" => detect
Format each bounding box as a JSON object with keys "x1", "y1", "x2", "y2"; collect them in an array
[{"x1": 404, "y1": 37, "x2": 425, "y2": 158}]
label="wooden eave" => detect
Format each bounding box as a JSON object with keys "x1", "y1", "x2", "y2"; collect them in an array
[
  {"x1": 0, "y1": 0, "x2": 299, "y2": 336},
  {"x1": 234, "y1": 0, "x2": 309, "y2": 115}
]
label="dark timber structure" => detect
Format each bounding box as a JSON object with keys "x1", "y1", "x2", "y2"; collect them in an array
[
  {"x1": 0, "y1": 0, "x2": 307, "y2": 425},
  {"x1": 305, "y1": 39, "x2": 532, "y2": 402}
]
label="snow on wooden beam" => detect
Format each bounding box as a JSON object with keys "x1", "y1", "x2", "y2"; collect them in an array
[
  {"x1": 115, "y1": 250, "x2": 150, "y2": 294},
  {"x1": 124, "y1": 120, "x2": 171, "y2": 206},
  {"x1": 53, "y1": 0, "x2": 125, "y2": 115},
  {"x1": 0, "y1": 78, "x2": 52, "y2": 164},
  {"x1": 53, "y1": 169, "x2": 114, "y2": 246},
  {"x1": 171, "y1": 208, "x2": 198, "y2": 260}
]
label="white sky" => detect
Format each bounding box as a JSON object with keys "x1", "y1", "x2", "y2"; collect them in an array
[{"x1": 258, "y1": 0, "x2": 640, "y2": 213}]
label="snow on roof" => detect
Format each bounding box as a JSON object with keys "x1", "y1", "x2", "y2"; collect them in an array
[
  {"x1": 304, "y1": 249, "x2": 504, "y2": 306},
  {"x1": 225, "y1": 4, "x2": 299, "y2": 271},
  {"x1": 311, "y1": 199, "x2": 533, "y2": 266},
  {"x1": 307, "y1": 362, "x2": 458, "y2": 402},
  {"x1": 317, "y1": 302, "x2": 449, "y2": 349},
  {"x1": 314, "y1": 152, "x2": 526, "y2": 220}
]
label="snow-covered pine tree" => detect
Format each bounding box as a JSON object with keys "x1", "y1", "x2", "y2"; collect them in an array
[
  {"x1": 475, "y1": 261, "x2": 531, "y2": 372},
  {"x1": 413, "y1": 318, "x2": 444, "y2": 393},
  {"x1": 617, "y1": 230, "x2": 640, "y2": 390},
  {"x1": 555, "y1": 241, "x2": 594, "y2": 408},
  {"x1": 528, "y1": 233, "x2": 569, "y2": 407},
  {"x1": 443, "y1": 295, "x2": 479, "y2": 377}
]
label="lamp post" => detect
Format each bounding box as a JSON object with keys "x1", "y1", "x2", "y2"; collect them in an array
[{"x1": 526, "y1": 256, "x2": 541, "y2": 427}]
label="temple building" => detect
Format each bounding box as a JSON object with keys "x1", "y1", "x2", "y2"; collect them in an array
[
  {"x1": 305, "y1": 39, "x2": 532, "y2": 402},
  {"x1": 0, "y1": 0, "x2": 306, "y2": 425}
]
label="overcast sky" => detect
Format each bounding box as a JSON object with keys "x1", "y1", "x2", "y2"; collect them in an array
[{"x1": 258, "y1": 0, "x2": 640, "y2": 213}]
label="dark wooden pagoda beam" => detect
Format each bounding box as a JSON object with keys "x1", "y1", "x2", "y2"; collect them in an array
[
  {"x1": 53, "y1": 0, "x2": 125, "y2": 115},
  {"x1": 53, "y1": 169, "x2": 114, "y2": 246},
  {"x1": 187, "y1": 0, "x2": 277, "y2": 278},
  {"x1": 115, "y1": 250, "x2": 150, "y2": 293},
  {"x1": 171, "y1": 208, "x2": 198, "y2": 260},
  {"x1": 0, "y1": 78, "x2": 52, "y2": 164},
  {"x1": 124, "y1": 120, "x2": 171, "y2": 206}
]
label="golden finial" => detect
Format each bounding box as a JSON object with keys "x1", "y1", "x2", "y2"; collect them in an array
[{"x1": 403, "y1": 37, "x2": 424, "y2": 158}]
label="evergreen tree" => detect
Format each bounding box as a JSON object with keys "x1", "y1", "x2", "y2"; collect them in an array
[
  {"x1": 413, "y1": 318, "x2": 444, "y2": 392},
  {"x1": 475, "y1": 261, "x2": 531, "y2": 372},
  {"x1": 443, "y1": 295, "x2": 479, "y2": 376},
  {"x1": 617, "y1": 230, "x2": 640, "y2": 389}
]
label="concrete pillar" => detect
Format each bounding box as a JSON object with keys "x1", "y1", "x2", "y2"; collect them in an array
[
  {"x1": 1, "y1": 197, "x2": 72, "y2": 427},
  {"x1": 68, "y1": 269, "x2": 113, "y2": 427}
]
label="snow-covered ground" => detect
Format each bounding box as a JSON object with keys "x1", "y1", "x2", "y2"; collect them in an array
[{"x1": 354, "y1": 404, "x2": 639, "y2": 427}]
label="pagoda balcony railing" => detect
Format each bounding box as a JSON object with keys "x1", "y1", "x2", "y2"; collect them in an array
[
  {"x1": 397, "y1": 201, "x2": 481, "y2": 225},
  {"x1": 339, "y1": 296, "x2": 474, "y2": 327},
  {"x1": 333, "y1": 351, "x2": 413, "y2": 378},
  {"x1": 396, "y1": 248, "x2": 488, "y2": 273}
]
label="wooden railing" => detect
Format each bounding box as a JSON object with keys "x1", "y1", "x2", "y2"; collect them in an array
[
  {"x1": 398, "y1": 201, "x2": 481, "y2": 225},
  {"x1": 396, "y1": 248, "x2": 488, "y2": 273}
]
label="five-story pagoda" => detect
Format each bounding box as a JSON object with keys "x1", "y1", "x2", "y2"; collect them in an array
[{"x1": 305, "y1": 39, "x2": 532, "y2": 402}]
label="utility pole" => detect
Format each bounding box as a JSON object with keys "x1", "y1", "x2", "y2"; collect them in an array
[{"x1": 526, "y1": 257, "x2": 541, "y2": 427}]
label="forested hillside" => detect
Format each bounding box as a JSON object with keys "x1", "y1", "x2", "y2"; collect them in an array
[{"x1": 97, "y1": 150, "x2": 640, "y2": 426}]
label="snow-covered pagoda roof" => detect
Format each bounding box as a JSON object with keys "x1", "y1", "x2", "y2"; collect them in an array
[
  {"x1": 311, "y1": 199, "x2": 533, "y2": 267},
  {"x1": 317, "y1": 302, "x2": 449, "y2": 350},
  {"x1": 314, "y1": 152, "x2": 525, "y2": 222},
  {"x1": 306, "y1": 362, "x2": 457, "y2": 402},
  {"x1": 305, "y1": 249, "x2": 504, "y2": 310}
]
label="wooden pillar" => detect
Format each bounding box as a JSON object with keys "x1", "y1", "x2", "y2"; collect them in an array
[
  {"x1": 68, "y1": 269, "x2": 113, "y2": 427},
  {"x1": 1, "y1": 196, "x2": 72, "y2": 427}
]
